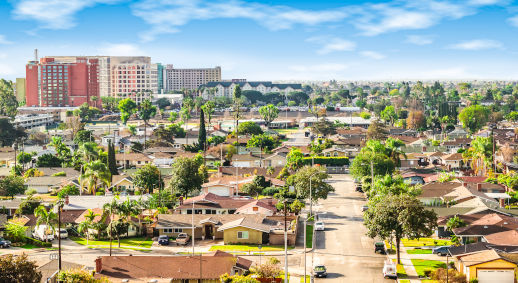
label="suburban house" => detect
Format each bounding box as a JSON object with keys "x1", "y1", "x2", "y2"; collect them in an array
[
  {"x1": 321, "y1": 146, "x2": 350, "y2": 157},
  {"x1": 440, "y1": 153, "x2": 465, "y2": 170},
  {"x1": 0, "y1": 149, "x2": 15, "y2": 168},
  {"x1": 94, "y1": 251, "x2": 252, "y2": 282},
  {"x1": 115, "y1": 153, "x2": 152, "y2": 168},
  {"x1": 457, "y1": 249, "x2": 518, "y2": 283},
  {"x1": 175, "y1": 193, "x2": 253, "y2": 215},
  {"x1": 9, "y1": 214, "x2": 37, "y2": 237},
  {"x1": 442, "y1": 138, "x2": 472, "y2": 153},
  {"x1": 261, "y1": 152, "x2": 288, "y2": 167},
  {"x1": 156, "y1": 214, "x2": 285, "y2": 244},
  {"x1": 75, "y1": 207, "x2": 140, "y2": 238},
  {"x1": 0, "y1": 199, "x2": 24, "y2": 217},
  {"x1": 235, "y1": 199, "x2": 278, "y2": 216},
  {"x1": 24, "y1": 176, "x2": 69, "y2": 194},
  {"x1": 62, "y1": 195, "x2": 149, "y2": 211},
  {"x1": 109, "y1": 175, "x2": 137, "y2": 193},
  {"x1": 231, "y1": 154, "x2": 262, "y2": 168},
  {"x1": 400, "y1": 153, "x2": 427, "y2": 169}
]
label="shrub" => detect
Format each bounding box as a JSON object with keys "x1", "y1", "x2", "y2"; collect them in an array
[
  {"x1": 58, "y1": 267, "x2": 109, "y2": 283},
  {"x1": 25, "y1": 237, "x2": 52, "y2": 248},
  {"x1": 52, "y1": 171, "x2": 66, "y2": 177},
  {"x1": 469, "y1": 279, "x2": 478, "y2": 283},
  {"x1": 431, "y1": 268, "x2": 467, "y2": 283},
  {"x1": 5, "y1": 223, "x2": 27, "y2": 242},
  {"x1": 25, "y1": 188, "x2": 38, "y2": 196},
  {"x1": 262, "y1": 187, "x2": 280, "y2": 196},
  {"x1": 302, "y1": 156, "x2": 349, "y2": 166},
  {"x1": 424, "y1": 269, "x2": 432, "y2": 278},
  {"x1": 57, "y1": 184, "x2": 80, "y2": 199}
]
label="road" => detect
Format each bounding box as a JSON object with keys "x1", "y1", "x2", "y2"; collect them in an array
[{"x1": 312, "y1": 174, "x2": 393, "y2": 282}]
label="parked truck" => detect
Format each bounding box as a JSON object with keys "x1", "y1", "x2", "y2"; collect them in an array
[{"x1": 33, "y1": 225, "x2": 55, "y2": 242}]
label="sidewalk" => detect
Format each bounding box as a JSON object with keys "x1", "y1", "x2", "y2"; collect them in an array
[{"x1": 389, "y1": 245, "x2": 420, "y2": 283}]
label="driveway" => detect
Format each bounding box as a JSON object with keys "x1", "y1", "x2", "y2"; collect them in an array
[{"x1": 312, "y1": 174, "x2": 394, "y2": 282}]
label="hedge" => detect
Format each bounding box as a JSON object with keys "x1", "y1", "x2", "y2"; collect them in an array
[
  {"x1": 302, "y1": 156, "x2": 350, "y2": 166},
  {"x1": 25, "y1": 237, "x2": 53, "y2": 248}
]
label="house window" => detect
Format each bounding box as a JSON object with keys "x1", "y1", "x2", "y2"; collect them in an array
[
  {"x1": 163, "y1": 228, "x2": 173, "y2": 233},
  {"x1": 174, "y1": 228, "x2": 183, "y2": 233},
  {"x1": 409, "y1": 161, "x2": 414, "y2": 165},
  {"x1": 333, "y1": 152, "x2": 338, "y2": 157},
  {"x1": 237, "y1": 231, "x2": 249, "y2": 239}
]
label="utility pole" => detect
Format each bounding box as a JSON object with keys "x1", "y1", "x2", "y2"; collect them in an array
[
  {"x1": 304, "y1": 217, "x2": 307, "y2": 283},
  {"x1": 192, "y1": 200, "x2": 195, "y2": 255},
  {"x1": 57, "y1": 201, "x2": 63, "y2": 271},
  {"x1": 283, "y1": 199, "x2": 288, "y2": 283}
]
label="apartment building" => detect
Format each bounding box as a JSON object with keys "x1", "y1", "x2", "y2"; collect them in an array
[
  {"x1": 25, "y1": 57, "x2": 100, "y2": 107},
  {"x1": 165, "y1": 65, "x2": 221, "y2": 92},
  {"x1": 13, "y1": 114, "x2": 54, "y2": 130},
  {"x1": 110, "y1": 57, "x2": 158, "y2": 103}
]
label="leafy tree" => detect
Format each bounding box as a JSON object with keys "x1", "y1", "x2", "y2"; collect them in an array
[
  {"x1": 133, "y1": 164, "x2": 164, "y2": 194},
  {"x1": 0, "y1": 253, "x2": 42, "y2": 282},
  {"x1": 77, "y1": 209, "x2": 98, "y2": 246},
  {"x1": 58, "y1": 267, "x2": 108, "y2": 283},
  {"x1": 506, "y1": 111, "x2": 518, "y2": 122},
  {"x1": 287, "y1": 166, "x2": 334, "y2": 202},
  {"x1": 17, "y1": 151, "x2": 34, "y2": 170},
  {"x1": 127, "y1": 124, "x2": 137, "y2": 136},
  {"x1": 154, "y1": 123, "x2": 186, "y2": 142},
  {"x1": 367, "y1": 119, "x2": 388, "y2": 140},
  {"x1": 247, "y1": 134, "x2": 279, "y2": 152},
  {"x1": 36, "y1": 153, "x2": 62, "y2": 167},
  {"x1": 407, "y1": 111, "x2": 426, "y2": 130},
  {"x1": 385, "y1": 137, "x2": 406, "y2": 167},
  {"x1": 49, "y1": 137, "x2": 72, "y2": 167},
  {"x1": 168, "y1": 111, "x2": 178, "y2": 123},
  {"x1": 238, "y1": 121, "x2": 263, "y2": 135},
  {"x1": 241, "y1": 90, "x2": 263, "y2": 103},
  {"x1": 0, "y1": 79, "x2": 18, "y2": 118},
  {"x1": 250, "y1": 257, "x2": 282, "y2": 279},
  {"x1": 118, "y1": 98, "x2": 137, "y2": 124},
  {"x1": 463, "y1": 136, "x2": 494, "y2": 176},
  {"x1": 201, "y1": 100, "x2": 215, "y2": 128},
  {"x1": 138, "y1": 99, "x2": 157, "y2": 148},
  {"x1": 288, "y1": 91, "x2": 309, "y2": 106},
  {"x1": 23, "y1": 168, "x2": 44, "y2": 178},
  {"x1": 360, "y1": 112, "x2": 371, "y2": 119},
  {"x1": 220, "y1": 274, "x2": 260, "y2": 283},
  {"x1": 80, "y1": 160, "x2": 111, "y2": 195},
  {"x1": 364, "y1": 194, "x2": 437, "y2": 264},
  {"x1": 5, "y1": 222, "x2": 27, "y2": 243},
  {"x1": 458, "y1": 105, "x2": 490, "y2": 134},
  {"x1": 309, "y1": 138, "x2": 333, "y2": 155},
  {"x1": 380, "y1": 105, "x2": 398, "y2": 126},
  {"x1": 155, "y1": 98, "x2": 171, "y2": 109},
  {"x1": 0, "y1": 118, "x2": 26, "y2": 147},
  {"x1": 198, "y1": 108, "x2": 207, "y2": 151},
  {"x1": 167, "y1": 157, "x2": 205, "y2": 196},
  {"x1": 57, "y1": 184, "x2": 80, "y2": 199},
  {"x1": 208, "y1": 135, "x2": 225, "y2": 146},
  {"x1": 259, "y1": 104, "x2": 279, "y2": 128},
  {"x1": 311, "y1": 118, "x2": 336, "y2": 136},
  {"x1": 34, "y1": 205, "x2": 58, "y2": 240},
  {"x1": 241, "y1": 182, "x2": 263, "y2": 199},
  {"x1": 286, "y1": 148, "x2": 304, "y2": 171},
  {"x1": 74, "y1": 129, "x2": 93, "y2": 144},
  {"x1": 350, "y1": 140, "x2": 396, "y2": 179},
  {"x1": 107, "y1": 141, "x2": 118, "y2": 176},
  {"x1": 0, "y1": 176, "x2": 25, "y2": 199}
]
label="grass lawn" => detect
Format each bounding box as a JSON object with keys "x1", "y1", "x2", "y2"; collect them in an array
[
  {"x1": 402, "y1": 238, "x2": 452, "y2": 247},
  {"x1": 71, "y1": 236, "x2": 153, "y2": 249},
  {"x1": 392, "y1": 259, "x2": 407, "y2": 279},
  {"x1": 300, "y1": 275, "x2": 310, "y2": 282},
  {"x1": 399, "y1": 280, "x2": 410, "y2": 283},
  {"x1": 21, "y1": 244, "x2": 39, "y2": 249},
  {"x1": 273, "y1": 128, "x2": 300, "y2": 135},
  {"x1": 421, "y1": 280, "x2": 439, "y2": 283},
  {"x1": 407, "y1": 248, "x2": 433, "y2": 254},
  {"x1": 306, "y1": 224, "x2": 313, "y2": 249},
  {"x1": 209, "y1": 245, "x2": 293, "y2": 252},
  {"x1": 411, "y1": 259, "x2": 446, "y2": 277}
]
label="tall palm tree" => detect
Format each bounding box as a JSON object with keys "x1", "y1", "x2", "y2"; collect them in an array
[
  {"x1": 77, "y1": 142, "x2": 99, "y2": 162},
  {"x1": 80, "y1": 160, "x2": 111, "y2": 195},
  {"x1": 77, "y1": 209, "x2": 98, "y2": 245},
  {"x1": 463, "y1": 136, "x2": 494, "y2": 176},
  {"x1": 103, "y1": 198, "x2": 119, "y2": 255},
  {"x1": 34, "y1": 205, "x2": 57, "y2": 242},
  {"x1": 385, "y1": 138, "x2": 407, "y2": 167}
]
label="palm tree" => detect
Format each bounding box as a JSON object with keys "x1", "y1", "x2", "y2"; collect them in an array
[
  {"x1": 385, "y1": 138, "x2": 407, "y2": 167},
  {"x1": 446, "y1": 215, "x2": 466, "y2": 232},
  {"x1": 77, "y1": 209, "x2": 98, "y2": 245},
  {"x1": 77, "y1": 142, "x2": 99, "y2": 162},
  {"x1": 34, "y1": 205, "x2": 57, "y2": 242},
  {"x1": 80, "y1": 160, "x2": 111, "y2": 195},
  {"x1": 103, "y1": 198, "x2": 119, "y2": 255},
  {"x1": 463, "y1": 136, "x2": 494, "y2": 176}
]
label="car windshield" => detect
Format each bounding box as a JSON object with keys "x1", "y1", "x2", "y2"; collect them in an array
[
  {"x1": 314, "y1": 266, "x2": 326, "y2": 271},
  {"x1": 316, "y1": 222, "x2": 323, "y2": 225}
]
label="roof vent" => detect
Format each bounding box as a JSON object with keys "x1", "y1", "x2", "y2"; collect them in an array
[{"x1": 484, "y1": 225, "x2": 488, "y2": 229}]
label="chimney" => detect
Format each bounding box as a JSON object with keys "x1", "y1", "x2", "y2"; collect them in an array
[
  {"x1": 179, "y1": 196, "x2": 184, "y2": 205},
  {"x1": 95, "y1": 257, "x2": 102, "y2": 273},
  {"x1": 463, "y1": 182, "x2": 468, "y2": 187},
  {"x1": 477, "y1": 183, "x2": 482, "y2": 191},
  {"x1": 218, "y1": 167, "x2": 223, "y2": 173},
  {"x1": 500, "y1": 198, "x2": 506, "y2": 208},
  {"x1": 65, "y1": 195, "x2": 69, "y2": 205}
]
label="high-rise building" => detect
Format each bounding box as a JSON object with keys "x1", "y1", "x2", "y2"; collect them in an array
[
  {"x1": 157, "y1": 63, "x2": 165, "y2": 94},
  {"x1": 165, "y1": 65, "x2": 221, "y2": 92},
  {"x1": 110, "y1": 56, "x2": 158, "y2": 104},
  {"x1": 25, "y1": 57, "x2": 100, "y2": 107}
]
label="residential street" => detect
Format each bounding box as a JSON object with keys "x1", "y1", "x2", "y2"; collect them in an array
[{"x1": 312, "y1": 174, "x2": 394, "y2": 282}]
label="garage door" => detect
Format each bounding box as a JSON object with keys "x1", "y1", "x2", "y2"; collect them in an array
[{"x1": 477, "y1": 269, "x2": 514, "y2": 283}]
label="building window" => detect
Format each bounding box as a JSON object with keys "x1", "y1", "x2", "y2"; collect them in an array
[
  {"x1": 237, "y1": 231, "x2": 249, "y2": 239},
  {"x1": 174, "y1": 228, "x2": 183, "y2": 233},
  {"x1": 163, "y1": 228, "x2": 173, "y2": 233}
]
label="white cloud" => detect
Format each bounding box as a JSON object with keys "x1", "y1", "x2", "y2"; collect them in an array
[
  {"x1": 448, "y1": 39, "x2": 503, "y2": 50},
  {"x1": 360, "y1": 51, "x2": 385, "y2": 60},
  {"x1": 97, "y1": 43, "x2": 145, "y2": 56},
  {"x1": 508, "y1": 15, "x2": 518, "y2": 27},
  {"x1": 309, "y1": 38, "x2": 356, "y2": 55},
  {"x1": 12, "y1": 0, "x2": 119, "y2": 29},
  {"x1": 406, "y1": 35, "x2": 433, "y2": 45}
]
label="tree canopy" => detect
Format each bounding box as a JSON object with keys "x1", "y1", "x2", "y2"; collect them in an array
[
  {"x1": 133, "y1": 164, "x2": 164, "y2": 194},
  {"x1": 458, "y1": 105, "x2": 490, "y2": 134},
  {"x1": 118, "y1": 98, "x2": 137, "y2": 124}
]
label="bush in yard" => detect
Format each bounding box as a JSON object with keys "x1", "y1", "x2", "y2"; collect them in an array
[
  {"x1": 220, "y1": 274, "x2": 259, "y2": 283},
  {"x1": 431, "y1": 268, "x2": 467, "y2": 283},
  {"x1": 302, "y1": 156, "x2": 349, "y2": 166},
  {"x1": 424, "y1": 269, "x2": 432, "y2": 278},
  {"x1": 5, "y1": 223, "x2": 27, "y2": 243},
  {"x1": 58, "y1": 267, "x2": 109, "y2": 283},
  {"x1": 25, "y1": 237, "x2": 52, "y2": 248},
  {"x1": 0, "y1": 253, "x2": 42, "y2": 282},
  {"x1": 262, "y1": 186, "x2": 279, "y2": 196}
]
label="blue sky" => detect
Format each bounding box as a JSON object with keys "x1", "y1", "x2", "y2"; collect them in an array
[{"x1": 1, "y1": 0, "x2": 518, "y2": 81}]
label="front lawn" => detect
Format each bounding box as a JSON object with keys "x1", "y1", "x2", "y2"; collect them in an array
[
  {"x1": 306, "y1": 224, "x2": 313, "y2": 249},
  {"x1": 407, "y1": 248, "x2": 433, "y2": 254},
  {"x1": 392, "y1": 259, "x2": 407, "y2": 279},
  {"x1": 71, "y1": 236, "x2": 153, "y2": 248},
  {"x1": 209, "y1": 245, "x2": 293, "y2": 252},
  {"x1": 21, "y1": 244, "x2": 38, "y2": 249},
  {"x1": 411, "y1": 259, "x2": 446, "y2": 277},
  {"x1": 402, "y1": 238, "x2": 452, "y2": 247}
]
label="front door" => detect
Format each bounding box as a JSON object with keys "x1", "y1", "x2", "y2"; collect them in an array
[{"x1": 205, "y1": 225, "x2": 213, "y2": 238}]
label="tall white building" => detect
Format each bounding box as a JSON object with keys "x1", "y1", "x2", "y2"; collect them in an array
[
  {"x1": 165, "y1": 65, "x2": 221, "y2": 92},
  {"x1": 110, "y1": 57, "x2": 158, "y2": 103}
]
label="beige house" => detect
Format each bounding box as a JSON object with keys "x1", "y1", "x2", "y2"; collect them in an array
[{"x1": 115, "y1": 153, "x2": 152, "y2": 168}]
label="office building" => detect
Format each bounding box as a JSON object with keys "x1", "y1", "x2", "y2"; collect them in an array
[
  {"x1": 165, "y1": 65, "x2": 221, "y2": 92},
  {"x1": 26, "y1": 57, "x2": 99, "y2": 107},
  {"x1": 110, "y1": 56, "x2": 158, "y2": 103}
]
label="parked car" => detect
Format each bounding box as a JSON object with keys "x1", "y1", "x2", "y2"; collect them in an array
[
  {"x1": 55, "y1": 228, "x2": 68, "y2": 239},
  {"x1": 158, "y1": 235, "x2": 170, "y2": 246},
  {"x1": 0, "y1": 237, "x2": 11, "y2": 248},
  {"x1": 374, "y1": 242, "x2": 386, "y2": 254},
  {"x1": 383, "y1": 260, "x2": 397, "y2": 279},
  {"x1": 314, "y1": 265, "x2": 327, "y2": 278},
  {"x1": 315, "y1": 221, "x2": 325, "y2": 231},
  {"x1": 432, "y1": 246, "x2": 451, "y2": 256},
  {"x1": 175, "y1": 233, "x2": 191, "y2": 246}
]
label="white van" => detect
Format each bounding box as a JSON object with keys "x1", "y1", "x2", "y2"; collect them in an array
[
  {"x1": 33, "y1": 225, "x2": 55, "y2": 242},
  {"x1": 383, "y1": 260, "x2": 397, "y2": 279}
]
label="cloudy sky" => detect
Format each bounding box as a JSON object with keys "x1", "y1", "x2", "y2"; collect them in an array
[{"x1": 2, "y1": 0, "x2": 518, "y2": 81}]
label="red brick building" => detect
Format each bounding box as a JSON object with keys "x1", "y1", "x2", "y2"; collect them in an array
[{"x1": 25, "y1": 57, "x2": 99, "y2": 107}]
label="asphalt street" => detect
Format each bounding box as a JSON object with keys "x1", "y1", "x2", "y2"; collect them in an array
[{"x1": 312, "y1": 174, "x2": 394, "y2": 283}]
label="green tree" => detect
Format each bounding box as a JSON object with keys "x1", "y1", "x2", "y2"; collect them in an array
[
  {"x1": 167, "y1": 157, "x2": 204, "y2": 196},
  {"x1": 208, "y1": 135, "x2": 225, "y2": 146},
  {"x1": 0, "y1": 176, "x2": 25, "y2": 199},
  {"x1": 258, "y1": 104, "x2": 279, "y2": 128},
  {"x1": 58, "y1": 267, "x2": 108, "y2": 283},
  {"x1": 49, "y1": 136, "x2": 72, "y2": 167},
  {"x1": 118, "y1": 98, "x2": 137, "y2": 124},
  {"x1": 77, "y1": 209, "x2": 98, "y2": 245},
  {"x1": 286, "y1": 148, "x2": 304, "y2": 171},
  {"x1": 366, "y1": 119, "x2": 388, "y2": 140},
  {"x1": 350, "y1": 140, "x2": 396, "y2": 179},
  {"x1": 133, "y1": 164, "x2": 164, "y2": 194},
  {"x1": 446, "y1": 215, "x2": 466, "y2": 232},
  {"x1": 458, "y1": 105, "x2": 490, "y2": 134},
  {"x1": 107, "y1": 140, "x2": 118, "y2": 176},
  {"x1": 198, "y1": 108, "x2": 207, "y2": 151},
  {"x1": 36, "y1": 153, "x2": 62, "y2": 167},
  {"x1": 17, "y1": 151, "x2": 34, "y2": 171},
  {"x1": 77, "y1": 142, "x2": 99, "y2": 163},
  {"x1": 364, "y1": 194, "x2": 437, "y2": 264},
  {"x1": 247, "y1": 134, "x2": 279, "y2": 152},
  {"x1": 5, "y1": 222, "x2": 27, "y2": 243},
  {"x1": 74, "y1": 129, "x2": 93, "y2": 144},
  {"x1": 34, "y1": 205, "x2": 58, "y2": 240},
  {"x1": 380, "y1": 105, "x2": 398, "y2": 126},
  {"x1": 155, "y1": 98, "x2": 171, "y2": 110},
  {"x1": 103, "y1": 198, "x2": 119, "y2": 253},
  {"x1": 385, "y1": 137, "x2": 407, "y2": 167},
  {"x1": 127, "y1": 124, "x2": 137, "y2": 136},
  {"x1": 138, "y1": 99, "x2": 157, "y2": 148},
  {"x1": 168, "y1": 111, "x2": 178, "y2": 123},
  {"x1": 238, "y1": 121, "x2": 263, "y2": 135},
  {"x1": 241, "y1": 182, "x2": 262, "y2": 199},
  {"x1": 0, "y1": 118, "x2": 26, "y2": 147},
  {"x1": 463, "y1": 136, "x2": 494, "y2": 176},
  {"x1": 311, "y1": 118, "x2": 336, "y2": 136},
  {"x1": 201, "y1": 100, "x2": 215, "y2": 128},
  {"x1": 80, "y1": 160, "x2": 111, "y2": 195},
  {"x1": 0, "y1": 254, "x2": 42, "y2": 282},
  {"x1": 287, "y1": 166, "x2": 334, "y2": 202},
  {"x1": 0, "y1": 79, "x2": 18, "y2": 118}
]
